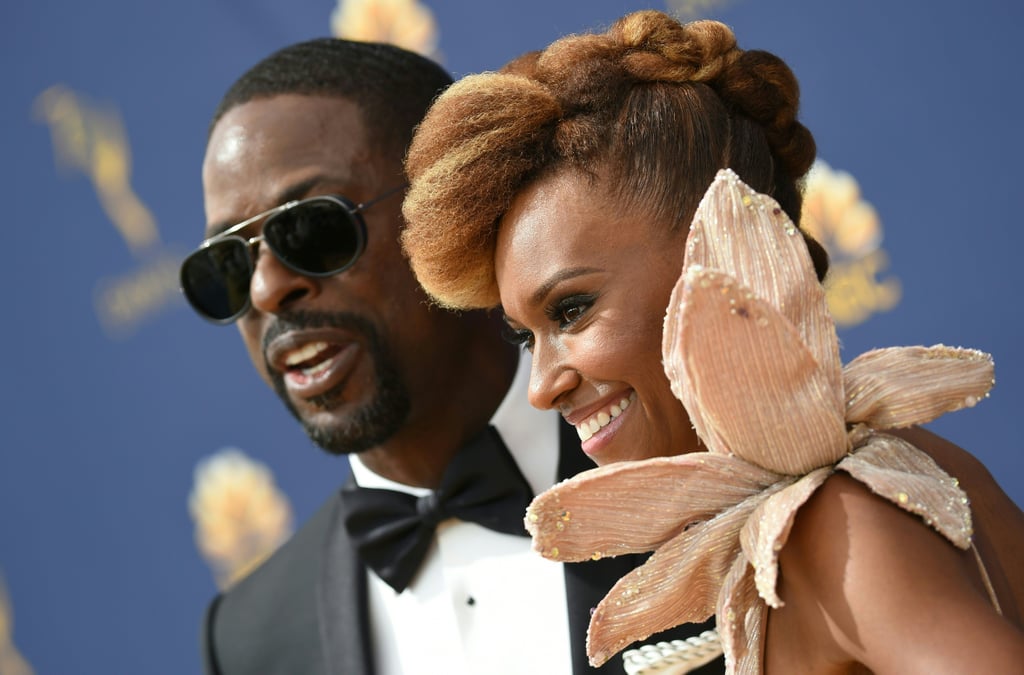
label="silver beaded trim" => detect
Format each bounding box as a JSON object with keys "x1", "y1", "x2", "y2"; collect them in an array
[{"x1": 621, "y1": 630, "x2": 723, "y2": 675}]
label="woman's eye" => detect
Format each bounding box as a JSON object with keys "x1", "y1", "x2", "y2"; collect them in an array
[
  {"x1": 549, "y1": 294, "x2": 595, "y2": 329},
  {"x1": 560, "y1": 304, "x2": 585, "y2": 323}
]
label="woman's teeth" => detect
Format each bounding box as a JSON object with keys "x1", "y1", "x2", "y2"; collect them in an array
[{"x1": 576, "y1": 392, "x2": 637, "y2": 442}]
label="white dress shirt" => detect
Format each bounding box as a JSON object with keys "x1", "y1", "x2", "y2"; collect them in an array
[{"x1": 348, "y1": 354, "x2": 573, "y2": 674}]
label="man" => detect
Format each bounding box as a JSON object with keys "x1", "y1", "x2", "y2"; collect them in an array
[{"x1": 183, "y1": 38, "x2": 721, "y2": 674}]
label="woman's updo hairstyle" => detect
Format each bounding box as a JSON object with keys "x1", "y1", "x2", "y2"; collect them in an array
[{"x1": 402, "y1": 10, "x2": 826, "y2": 310}]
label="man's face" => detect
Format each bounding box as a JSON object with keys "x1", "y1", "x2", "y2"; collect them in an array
[{"x1": 201, "y1": 95, "x2": 458, "y2": 455}]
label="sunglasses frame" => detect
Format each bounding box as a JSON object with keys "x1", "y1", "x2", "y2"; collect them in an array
[{"x1": 181, "y1": 184, "x2": 406, "y2": 324}]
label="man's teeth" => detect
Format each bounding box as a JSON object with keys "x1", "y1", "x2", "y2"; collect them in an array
[
  {"x1": 576, "y1": 392, "x2": 637, "y2": 442},
  {"x1": 284, "y1": 341, "x2": 329, "y2": 367},
  {"x1": 302, "y1": 358, "x2": 334, "y2": 377}
]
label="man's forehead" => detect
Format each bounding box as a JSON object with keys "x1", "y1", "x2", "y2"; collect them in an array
[
  {"x1": 205, "y1": 119, "x2": 250, "y2": 170},
  {"x1": 201, "y1": 96, "x2": 381, "y2": 230},
  {"x1": 210, "y1": 94, "x2": 368, "y2": 145}
]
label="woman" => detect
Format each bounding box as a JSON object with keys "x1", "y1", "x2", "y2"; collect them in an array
[{"x1": 401, "y1": 10, "x2": 1024, "y2": 673}]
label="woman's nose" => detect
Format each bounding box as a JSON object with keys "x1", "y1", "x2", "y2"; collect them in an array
[{"x1": 527, "y1": 340, "x2": 581, "y2": 410}]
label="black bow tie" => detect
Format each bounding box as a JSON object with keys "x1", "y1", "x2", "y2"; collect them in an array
[{"x1": 341, "y1": 425, "x2": 534, "y2": 593}]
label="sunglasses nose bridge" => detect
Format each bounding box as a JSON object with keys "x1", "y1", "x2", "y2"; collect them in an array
[{"x1": 244, "y1": 233, "x2": 264, "y2": 260}]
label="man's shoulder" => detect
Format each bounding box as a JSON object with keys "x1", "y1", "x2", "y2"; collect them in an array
[
  {"x1": 243, "y1": 491, "x2": 341, "y2": 589},
  {"x1": 202, "y1": 492, "x2": 344, "y2": 674}
]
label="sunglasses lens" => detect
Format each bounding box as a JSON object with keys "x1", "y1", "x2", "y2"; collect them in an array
[
  {"x1": 264, "y1": 199, "x2": 363, "y2": 276},
  {"x1": 180, "y1": 239, "x2": 252, "y2": 322},
  {"x1": 181, "y1": 196, "x2": 371, "y2": 323}
]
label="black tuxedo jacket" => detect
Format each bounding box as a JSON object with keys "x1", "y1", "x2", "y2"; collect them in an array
[{"x1": 201, "y1": 422, "x2": 724, "y2": 674}]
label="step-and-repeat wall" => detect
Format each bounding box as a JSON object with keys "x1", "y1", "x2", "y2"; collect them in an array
[{"x1": 3, "y1": 0, "x2": 1021, "y2": 672}]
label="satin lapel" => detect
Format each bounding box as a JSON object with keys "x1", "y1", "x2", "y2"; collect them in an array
[{"x1": 319, "y1": 482, "x2": 376, "y2": 675}]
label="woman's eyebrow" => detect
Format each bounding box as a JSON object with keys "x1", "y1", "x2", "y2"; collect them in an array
[{"x1": 530, "y1": 266, "x2": 601, "y2": 305}]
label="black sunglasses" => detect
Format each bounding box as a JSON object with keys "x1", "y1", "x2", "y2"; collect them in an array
[{"x1": 180, "y1": 185, "x2": 405, "y2": 324}]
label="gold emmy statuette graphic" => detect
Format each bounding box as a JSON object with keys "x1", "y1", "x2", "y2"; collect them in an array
[
  {"x1": 34, "y1": 85, "x2": 183, "y2": 338},
  {"x1": 666, "y1": 0, "x2": 732, "y2": 19},
  {"x1": 0, "y1": 572, "x2": 35, "y2": 675},
  {"x1": 331, "y1": 0, "x2": 440, "y2": 59},
  {"x1": 189, "y1": 449, "x2": 295, "y2": 589},
  {"x1": 801, "y1": 160, "x2": 901, "y2": 327}
]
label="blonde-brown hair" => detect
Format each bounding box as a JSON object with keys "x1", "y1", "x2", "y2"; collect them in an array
[{"x1": 402, "y1": 10, "x2": 823, "y2": 309}]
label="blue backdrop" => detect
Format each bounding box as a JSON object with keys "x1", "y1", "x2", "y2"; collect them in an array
[{"x1": 2, "y1": 1, "x2": 1021, "y2": 673}]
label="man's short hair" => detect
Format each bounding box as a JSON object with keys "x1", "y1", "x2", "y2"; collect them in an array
[{"x1": 211, "y1": 38, "x2": 453, "y2": 161}]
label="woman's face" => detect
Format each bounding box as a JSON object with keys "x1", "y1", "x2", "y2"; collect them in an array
[{"x1": 495, "y1": 169, "x2": 701, "y2": 465}]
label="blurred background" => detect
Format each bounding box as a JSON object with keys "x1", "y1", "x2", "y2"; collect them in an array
[{"x1": 2, "y1": 0, "x2": 1021, "y2": 672}]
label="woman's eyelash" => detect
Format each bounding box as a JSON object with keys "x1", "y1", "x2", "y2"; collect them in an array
[{"x1": 501, "y1": 324, "x2": 534, "y2": 350}]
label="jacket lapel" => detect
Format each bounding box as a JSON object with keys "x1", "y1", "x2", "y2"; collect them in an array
[{"x1": 319, "y1": 482, "x2": 376, "y2": 675}]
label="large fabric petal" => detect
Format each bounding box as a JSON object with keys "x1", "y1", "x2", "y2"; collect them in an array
[
  {"x1": 837, "y1": 430, "x2": 973, "y2": 548},
  {"x1": 668, "y1": 266, "x2": 848, "y2": 474},
  {"x1": 525, "y1": 454, "x2": 780, "y2": 561},
  {"x1": 663, "y1": 260, "x2": 715, "y2": 445},
  {"x1": 844, "y1": 345, "x2": 994, "y2": 429},
  {"x1": 717, "y1": 554, "x2": 765, "y2": 674},
  {"x1": 678, "y1": 169, "x2": 842, "y2": 400},
  {"x1": 587, "y1": 486, "x2": 780, "y2": 666},
  {"x1": 740, "y1": 466, "x2": 834, "y2": 607}
]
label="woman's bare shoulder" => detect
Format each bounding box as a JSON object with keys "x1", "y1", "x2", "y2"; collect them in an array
[
  {"x1": 890, "y1": 426, "x2": 1024, "y2": 619},
  {"x1": 772, "y1": 468, "x2": 1024, "y2": 672}
]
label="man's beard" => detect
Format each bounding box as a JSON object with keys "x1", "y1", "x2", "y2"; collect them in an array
[{"x1": 264, "y1": 310, "x2": 411, "y2": 455}]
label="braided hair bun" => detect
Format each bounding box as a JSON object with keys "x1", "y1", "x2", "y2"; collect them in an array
[{"x1": 403, "y1": 10, "x2": 823, "y2": 310}]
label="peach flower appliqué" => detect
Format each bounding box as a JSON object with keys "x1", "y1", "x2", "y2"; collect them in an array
[{"x1": 524, "y1": 169, "x2": 993, "y2": 672}]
